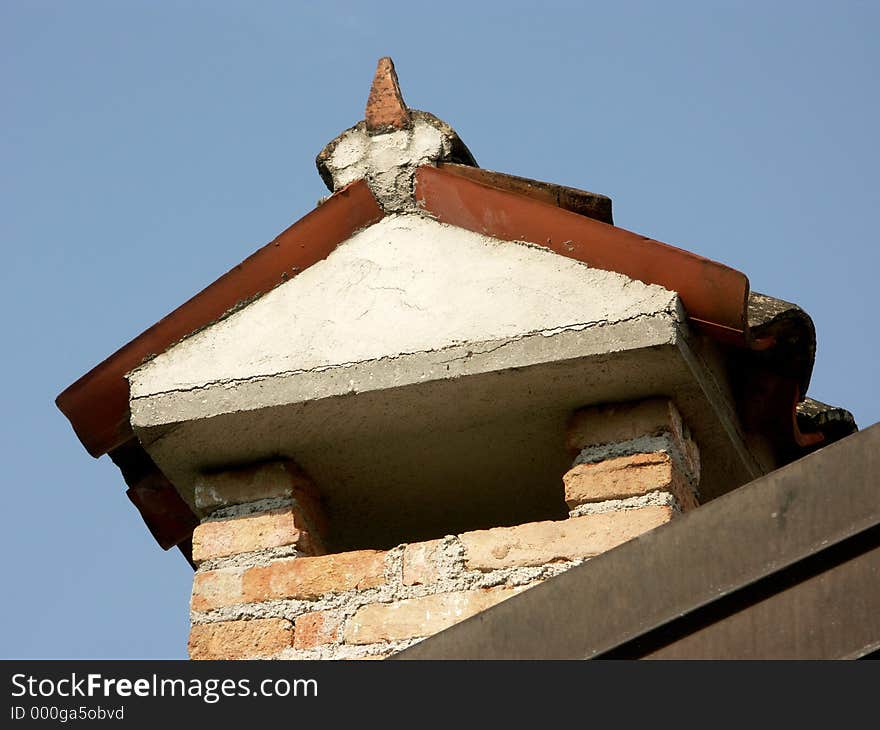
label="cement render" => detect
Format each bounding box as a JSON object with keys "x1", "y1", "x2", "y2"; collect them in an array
[
  {"x1": 568, "y1": 492, "x2": 681, "y2": 517},
  {"x1": 196, "y1": 544, "x2": 309, "y2": 571},
  {"x1": 204, "y1": 496, "x2": 294, "y2": 521},
  {"x1": 321, "y1": 118, "x2": 451, "y2": 212}
]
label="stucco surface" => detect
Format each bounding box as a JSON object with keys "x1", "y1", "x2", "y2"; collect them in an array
[{"x1": 129, "y1": 214, "x2": 678, "y2": 400}]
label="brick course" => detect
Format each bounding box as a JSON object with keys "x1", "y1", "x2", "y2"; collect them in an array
[
  {"x1": 192, "y1": 507, "x2": 314, "y2": 565},
  {"x1": 565, "y1": 399, "x2": 701, "y2": 484},
  {"x1": 566, "y1": 398, "x2": 687, "y2": 453},
  {"x1": 344, "y1": 587, "x2": 521, "y2": 645},
  {"x1": 242, "y1": 550, "x2": 386, "y2": 602},
  {"x1": 563, "y1": 452, "x2": 699, "y2": 511},
  {"x1": 194, "y1": 460, "x2": 328, "y2": 546},
  {"x1": 188, "y1": 618, "x2": 293, "y2": 660},
  {"x1": 190, "y1": 508, "x2": 676, "y2": 658},
  {"x1": 460, "y1": 507, "x2": 673, "y2": 571}
]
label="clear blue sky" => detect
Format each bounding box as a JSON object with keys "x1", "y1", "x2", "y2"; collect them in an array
[{"x1": 2, "y1": 1, "x2": 878, "y2": 658}]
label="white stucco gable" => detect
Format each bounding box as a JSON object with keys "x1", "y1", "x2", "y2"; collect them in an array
[{"x1": 129, "y1": 213, "x2": 680, "y2": 401}]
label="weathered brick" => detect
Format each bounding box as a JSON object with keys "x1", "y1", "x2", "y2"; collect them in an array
[
  {"x1": 345, "y1": 587, "x2": 523, "y2": 645},
  {"x1": 566, "y1": 400, "x2": 696, "y2": 473},
  {"x1": 294, "y1": 611, "x2": 342, "y2": 650},
  {"x1": 188, "y1": 619, "x2": 293, "y2": 660},
  {"x1": 365, "y1": 57, "x2": 411, "y2": 132},
  {"x1": 402, "y1": 539, "x2": 444, "y2": 586},
  {"x1": 192, "y1": 507, "x2": 316, "y2": 565},
  {"x1": 460, "y1": 507, "x2": 673, "y2": 570},
  {"x1": 563, "y1": 452, "x2": 699, "y2": 511},
  {"x1": 566, "y1": 399, "x2": 680, "y2": 451},
  {"x1": 194, "y1": 461, "x2": 329, "y2": 540},
  {"x1": 191, "y1": 568, "x2": 245, "y2": 612},
  {"x1": 196, "y1": 461, "x2": 299, "y2": 509},
  {"x1": 242, "y1": 550, "x2": 386, "y2": 602}
]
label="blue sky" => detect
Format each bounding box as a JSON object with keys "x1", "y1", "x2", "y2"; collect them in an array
[{"x1": 2, "y1": 1, "x2": 878, "y2": 658}]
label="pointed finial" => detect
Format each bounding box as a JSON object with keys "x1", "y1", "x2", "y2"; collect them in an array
[{"x1": 365, "y1": 57, "x2": 411, "y2": 133}]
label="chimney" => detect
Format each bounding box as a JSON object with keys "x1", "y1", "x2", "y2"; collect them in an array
[{"x1": 56, "y1": 58, "x2": 855, "y2": 660}]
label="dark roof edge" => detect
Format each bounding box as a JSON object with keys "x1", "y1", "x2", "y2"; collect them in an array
[
  {"x1": 748, "y1": 291, "x2": 816, "y2": 398},
  {"x1": 797, "y1": 397, "x2": 857, "y2": 443}
]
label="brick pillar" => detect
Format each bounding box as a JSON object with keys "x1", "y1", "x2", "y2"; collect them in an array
[
  {"x1": 563, "y1": 398, "x2": 701, "y2": 517},
  {"x1": 188, "y1": 461, "x2": 329, "y2": 660}
]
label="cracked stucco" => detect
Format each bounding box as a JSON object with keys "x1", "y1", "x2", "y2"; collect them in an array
[{"x1": 130, "y1": 312, "x2": 673, "y2": 403}]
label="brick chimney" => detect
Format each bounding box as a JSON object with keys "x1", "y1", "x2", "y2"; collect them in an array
[
  {"x1": 186, "y1": 399, "x2": 699, "y2": 659},
  {"x1": 56, "y1": 57, "x2": 855, "y2": 660}
]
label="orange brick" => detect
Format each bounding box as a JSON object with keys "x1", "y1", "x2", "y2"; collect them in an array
[
  {"x1": 191, "y1": 568, "x2": 244, "y2": 612},
  {"x1": 188, "y1": 619, "x2": 293, "y2": 660},
  {"x1": 294, "y1": 611, "x2": 342, "y2": 650},
  {"x1": 566, "y1": 399, "x2": 680, "y2": 450},
  {"x1": 563, "y1": 452, "x2": 698, "y2": 511},
  {"x1": 402, "y1": 539, "x2": 444, "y2": 586},
  {"x1": 192, "y1": 507, "x2": 314, "y2": 565},
  {"x1": 344, "y1": 587, "x2": 522, "y2": 645},
  {"x1": 242, "y1": 550, "x2": 386, "y2": 602},
  {"x1": 460, "y1": 507, "x2": 673, "y2": 570},
  {"x1": 365, "y1": 57, "x2": 411, "y2": 132},
  {"x1": 194, "y1": 461, "x2": 329, "y2": 540}
]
